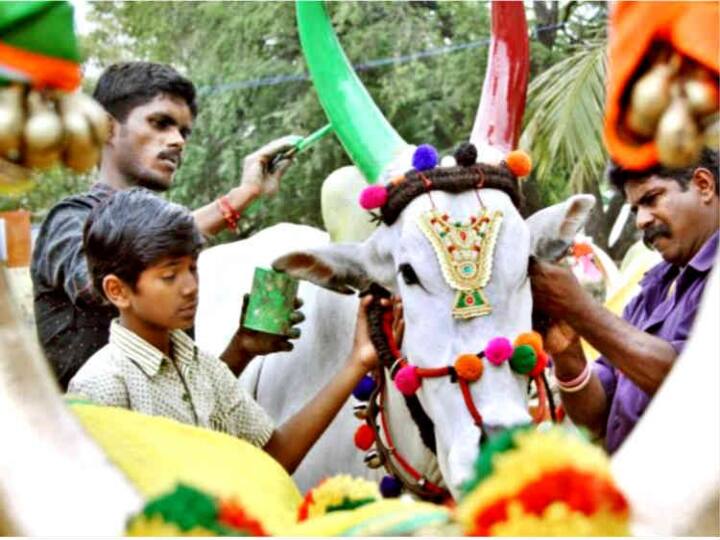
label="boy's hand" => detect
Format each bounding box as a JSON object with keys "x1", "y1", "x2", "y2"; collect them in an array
[
  {"x1": 221, "y1": 296, "x2": 304, "y2": 376},
  {"x1": 348, "y1": 295, "x2": 380, "y2": 372},
  {"x1": 241, "y1": 135, "x2": 302, "y2": 196}
]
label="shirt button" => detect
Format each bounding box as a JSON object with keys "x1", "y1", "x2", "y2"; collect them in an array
[{"x1": 182, "y1": 393, "x2": 190, "y2": 402}]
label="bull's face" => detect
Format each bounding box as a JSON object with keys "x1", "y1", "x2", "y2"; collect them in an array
[{"x1": 274, "y1": 189, "x2": 594, "y2": 496}]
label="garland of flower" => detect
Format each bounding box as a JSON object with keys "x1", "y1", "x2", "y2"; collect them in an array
[
  {"x1": 125, "y1": 484, "x2": 267, "y2": 536},
  {"x1": 297, "y1": 475, "x2": 382, "y2": 522},
  {"x1": 456, "y1": 426, "x2": 630, "y2": 536}
]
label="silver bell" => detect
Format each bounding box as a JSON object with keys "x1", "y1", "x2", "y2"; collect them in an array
[
  {"x1": 353, "y1": 403, "x2": 369, "y2": 420},
  {"x1": 364, "y1": 450, "x2": 384, "y2": 469}
]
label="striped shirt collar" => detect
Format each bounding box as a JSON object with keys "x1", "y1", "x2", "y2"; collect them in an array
[{"x1": 109, "y1": 319, "x2": 197, "y2": 377}]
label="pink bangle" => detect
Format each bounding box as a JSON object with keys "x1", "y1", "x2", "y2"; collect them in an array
[{"x1": 556, "y1": 362, "x2": 592, "y2": 393}]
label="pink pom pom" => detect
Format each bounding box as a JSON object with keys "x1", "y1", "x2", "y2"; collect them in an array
[
  {"x1": 485, "y1": 337, "x2": 513, "y2": 366},
  {"x1": 359, "y1": 185, "x2": 388, "y2": 210},
  {"x1": 394, "y1": 365, "x2": 421, "y2": 395}
]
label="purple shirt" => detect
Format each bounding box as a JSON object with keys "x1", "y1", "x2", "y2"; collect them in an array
[{"x1": 595, "y1": 231, "x2": 718, "y2": 454}]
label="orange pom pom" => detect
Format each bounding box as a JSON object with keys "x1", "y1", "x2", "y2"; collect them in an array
[
  {"x1": 506, "y1": 150, "x2": 532, "y2": 178},
  {"x1": 514, "y1": 331, "x2": 544, "y2": 357},
  {"x1": 454, "y1": 353, "x2": 484, "y2": 382}
]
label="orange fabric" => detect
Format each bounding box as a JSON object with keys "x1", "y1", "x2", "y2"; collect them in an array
[
  {"x1": 603, "y1": 1, "x2": 719, "y2": 170},
  {"x1": 0, "y1": 40, "x2": 81, "y2": 91}
]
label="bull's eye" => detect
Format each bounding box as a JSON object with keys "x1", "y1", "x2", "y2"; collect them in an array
[{"x1": 399, "y1": 263, "x2": 420, "y2": 286}]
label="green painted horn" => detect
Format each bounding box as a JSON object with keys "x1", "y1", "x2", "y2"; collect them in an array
[{"x1": 296, "y1": 1, "x2": 407, "y2": 184}]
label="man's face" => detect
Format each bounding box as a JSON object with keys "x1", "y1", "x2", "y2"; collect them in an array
[
  {"x1": 125, "y1": 255, "x2": 199, "y2": 331},
  {"x1": 111, "y1": 94, "x2": 193, "y2": 191},
  {"x1": 626, "y1": 174, "x2": 706, "y2": 266}
]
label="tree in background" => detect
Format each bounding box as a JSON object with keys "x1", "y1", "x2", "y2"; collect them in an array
[{"x1": 2, "y1": 2, "x2": 630, "y2": 259}]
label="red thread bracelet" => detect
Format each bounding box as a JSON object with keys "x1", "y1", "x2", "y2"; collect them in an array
[{"x1": 217, "y1": 195, "x2": 240, "y2": 231}]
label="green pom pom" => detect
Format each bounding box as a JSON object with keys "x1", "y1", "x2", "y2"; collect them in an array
[
  {"x1": 141, "y1": 483, "x2": 218, "y2": 532},
  {"x1": 509, "y1": 344, "x2": 536, "y2": 375}
]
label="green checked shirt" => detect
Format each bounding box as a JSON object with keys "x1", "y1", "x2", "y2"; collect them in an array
[{"x1": 67, "y1": 319, "x2": 275, "y2": 447}]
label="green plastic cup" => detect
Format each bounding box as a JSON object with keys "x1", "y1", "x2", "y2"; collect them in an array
[{"x1": 242, "y1": 267, "x2": 299, "y2": 336}]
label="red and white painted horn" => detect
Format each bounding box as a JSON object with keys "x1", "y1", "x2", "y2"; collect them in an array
[{"x1": 470, "y1": 1, "x2": 529, "y2": 164}]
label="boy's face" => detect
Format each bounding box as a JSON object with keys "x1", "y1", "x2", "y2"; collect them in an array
[{"x1": 109, "y1": 254, "x2": 199, "y2": 331}]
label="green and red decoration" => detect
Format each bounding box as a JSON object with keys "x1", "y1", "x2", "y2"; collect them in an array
[{"x1": 125, "y1": 484, "x2": 267, "y2": 536}]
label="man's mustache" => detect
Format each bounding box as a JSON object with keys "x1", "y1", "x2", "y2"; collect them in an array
[
  {"x1": 157, "y1": 149, "x2": 182, "y2": 168},
  {"x1": 643, "y1": 224, "x2": 672, "y2": 249}
]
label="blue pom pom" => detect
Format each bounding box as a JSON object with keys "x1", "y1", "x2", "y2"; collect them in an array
[
  {"x1": 353, "y1": 375, "x2": 376, "y2": 401},
  {"x1": 380, "y1": 475, "x2": 403, "y2": 498},
  {"x1": 412, "y1": 144, "x2": 439, "y2": 171}
]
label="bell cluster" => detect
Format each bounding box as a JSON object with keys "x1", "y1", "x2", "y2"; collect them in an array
[
  {"x1": 0, "y1": 84, "x2": 109, "y2": 182},
  {"x1": 625, "y1": 50, "x2": 719, "y2": 168}
]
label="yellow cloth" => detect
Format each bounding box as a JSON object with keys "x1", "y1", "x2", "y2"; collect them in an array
[{"x1": 70, "y1": 403, "x2": 300, "y2": 535}]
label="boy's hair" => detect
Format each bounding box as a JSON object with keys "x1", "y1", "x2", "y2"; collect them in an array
[
  {"x1": 607, "y1": 148, "x2": 719, "y2": 195},
  {"x1": 84, "y1": 188, "x2": 204, "y2": 299},
  {"x1": 92, "y1": 61, "x2": 197, "y2": 122}
]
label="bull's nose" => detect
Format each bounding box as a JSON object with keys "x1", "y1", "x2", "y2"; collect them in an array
[{"x1": 480, "y1": 423, "x2": 531, "y2": 445}]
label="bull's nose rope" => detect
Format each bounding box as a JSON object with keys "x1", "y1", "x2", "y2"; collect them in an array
[{"x1": 354, "y1": 287, "x2": 557, "y2": 502}]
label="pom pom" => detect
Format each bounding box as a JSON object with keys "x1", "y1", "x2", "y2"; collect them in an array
[
  {"x1": 297, "y1": 475, "x2": 380, "y2": 522},
  {"x1": 359, "y1": 185, "x2": 388, "y2": 210},
  {"x1": 513, "y1": 331, "x2": 544, "y2": 358},
  {"x1": 354, "y1": 424, "x2": 375, "y2": 451},
  {"x1": 485, "y1": 337, "x2": 513, "y2": 366},
  {"x1": 505, "y1": 150, "x2": 532, "y2": 178},
  {"x1": 394, "y1": 365, "x2": 421, "y2": 395},
  {"x1": 454, "y1": 142, "x2": 478, "y2": 167},
  {"x1": 454, "y1": 353, "x2": 484, "y2": 382},
  {"x1": 412, "y1": 144, "x2": 439, "y2": 171},
  {"x1": 379, "y1": 475, "x2": 403, "y2": 498},
  {"x1": 509, "y1": 344, "x2": 537, "y2": 375},
  {"x1": 529, "y1": 350, "x2": 549, "y2": 378},
  {"x1": 352, "y1": 375, "x2": 376, "y2": 401}
]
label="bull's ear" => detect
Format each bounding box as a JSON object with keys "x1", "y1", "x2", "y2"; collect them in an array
[
  {"x1": 526, "y1": 194, "x2": 596, "y2": 260},
  {"x1": 272, "y1": 236, "x2": 395, "y2": 295}
]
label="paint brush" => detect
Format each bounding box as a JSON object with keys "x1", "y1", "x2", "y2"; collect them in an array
[{"x1": 267, "y1": 124, "x2": 333, "y2": 173}]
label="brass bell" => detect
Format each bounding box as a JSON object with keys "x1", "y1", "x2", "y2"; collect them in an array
[
  {"x1": 353, "y1": 403, "x2": 369, "y2": 420},
  {"x1": 0, "y1": 85, "x2": 24, "y2": 159},
  {"x1": 684, "y1": 77, "x2": 719, "y2": 117},
  {"x1": 703, "y1": 115, "x2": 719, "y2": 149},
  {"x1": 656, "y1": 95, "x2": 703, "y2": 168},
  {"x1": 363, "y1": 450, "x2": 384, "y2": 469},
  {"x1": 23, "y1": 91, "x2": 63, "y2": 154},
  {"x1": 627, "y1": 63, "x2": 673, "y2": 138}
]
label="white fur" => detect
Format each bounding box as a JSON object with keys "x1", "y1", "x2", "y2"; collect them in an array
[{"x1": 273, "y1": 191, "x2": 596, "y2": 496}]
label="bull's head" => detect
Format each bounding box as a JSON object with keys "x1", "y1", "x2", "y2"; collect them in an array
[{"x1": 275, "y1": 0, "x2": 595, "y2": 496}]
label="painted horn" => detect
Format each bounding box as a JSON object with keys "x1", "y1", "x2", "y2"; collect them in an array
[
  {"x1": 296, "y1": 1, "x2": 408, "y2": 184},
  {"x1": 470, "y1": 1, "x2": 529, "y2": 160}
]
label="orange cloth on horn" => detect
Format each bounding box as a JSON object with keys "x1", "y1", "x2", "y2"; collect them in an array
[{"x1": 603, "y1": 1, "x2": 720, "y2": 171}]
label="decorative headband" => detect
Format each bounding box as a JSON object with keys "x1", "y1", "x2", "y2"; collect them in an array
[{"x1": 358, "y1": 143, "x2": 532, "y2": 225}]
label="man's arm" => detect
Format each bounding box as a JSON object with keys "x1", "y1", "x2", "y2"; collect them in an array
[
  {"x1": 192, "y1": 136, "x2": 300, "y2": 237},
  {"x1": 548, "y1": 338, "x2": 610, "y2": 437},
  {"x1": 531, "y1": 260, "x2": 676, "y2": 395},
  {"x1": 262, "y1": 295, "x2": 380, "y2": 474},
  {"x1": 35, "y1": 205, "x2": 103, "y2": 306}
]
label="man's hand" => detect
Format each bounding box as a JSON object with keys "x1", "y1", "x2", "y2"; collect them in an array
[
  {"x1": 529, "y1": 258, "x2": 590, "y2": 321},
  {"x1": 221, "y1": 295, "x2": 304, "y2": 376},
  {"x1": 241, "y1": 135, "x2": 302, "y2": 196}
]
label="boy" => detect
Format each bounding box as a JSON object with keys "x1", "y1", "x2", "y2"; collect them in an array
[{"x1": 68, "y1": 189, "x2": 380, "y2": 474}]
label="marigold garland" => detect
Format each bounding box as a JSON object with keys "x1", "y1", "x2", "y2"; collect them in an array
[
  {"x1": 457, "y1": 427, "x2": 630, "y2": 536},
  {"x1": 125, "y1": 483, "x2": 268, "y2": 536},
  {"x1": 297, "y1": 474, "x2": 381, "y2": 522}
]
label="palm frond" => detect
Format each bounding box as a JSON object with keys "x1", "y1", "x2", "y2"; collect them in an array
[{"x1": 521, "y1": 42, "x2": 607, "y2": 193}]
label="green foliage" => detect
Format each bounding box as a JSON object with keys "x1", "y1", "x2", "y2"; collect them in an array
[{"x1": 3, "y1": 0, "x2": 617, "y2": 254}]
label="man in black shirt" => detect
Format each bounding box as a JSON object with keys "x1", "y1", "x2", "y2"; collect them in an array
[{"x1": 32, "y1": 62, "x2": 300, "y2": 389}]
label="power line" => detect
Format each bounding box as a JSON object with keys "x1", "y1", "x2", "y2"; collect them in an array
[{"x1": 199, "y1": 22, "x2": 566, "y2": 96}]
